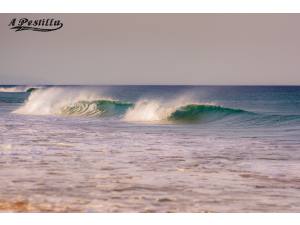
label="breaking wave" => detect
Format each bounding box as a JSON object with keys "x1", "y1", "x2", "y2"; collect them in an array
[
  {"x1": 13, "y1": 87, "x2": 110, "y2": 115},
  {"x1": 0, "y1": 86, "x2": 40, "y2": 93},
  {"x1": 168, "y1": 104, "x2": 250, "y2": 122},
  {"x1": 13, "y1": 87, "x2": 300, "y2": 125},
  {"x1": 61, "y1": 100, "x2": 133, "y2": 117}
]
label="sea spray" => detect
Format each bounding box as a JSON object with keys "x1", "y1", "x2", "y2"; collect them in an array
[
  {"x1": 11, "y1": 86, "x2": 300, "y2": 126},
  {"x1": 13, "y1": 87, "x2": 112, "y2": 115},
  {"x1": 13, "y1": 87, "x2": 249, "y2": 123},
  {"x1": 123, "y1": 100, "x2": 175, "y2": 122}
]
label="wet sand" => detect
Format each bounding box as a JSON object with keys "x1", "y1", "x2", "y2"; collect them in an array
[{"x1": 0, "y1": 199, "x2": 80, "y2": 212}]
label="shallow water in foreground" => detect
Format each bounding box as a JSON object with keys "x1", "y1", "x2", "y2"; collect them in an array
[{"x1": 0, "y1": 86, "x2": 300, "y2": 212}]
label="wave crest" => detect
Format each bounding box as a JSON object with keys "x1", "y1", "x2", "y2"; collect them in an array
[
  {"x1": 14, "y1": 88, "x2": 262, "y2": 124},
  {"x1": 169, "y1": 104, "x2": 249, "y2": 122},
  {"x1": 124, "y1": 100, "x2": 176, "y2": 122},
  {"x1": 123, "y1": 99, "x2": 223, "y2": 122},
  {"x1": 13, "y1": 87, "x2": 112, "y2": 115},
  {"x1": 61, "y1": 100, "x2": 133, "y2": 117},
  {"x1": 0, "y1": 86, "x2": 39, "y2": 93}
]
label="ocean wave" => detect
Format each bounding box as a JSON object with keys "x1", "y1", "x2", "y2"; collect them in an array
[
  {"x1": 13, "y1": 87, "x2": 300, "y2": 125},
  {"x1": 13, "y1": 87, "x2": 111, "y2": 115},
  {"x1": 0, "y1": 86, "x2": 40, "y2": 93},
  {"x1": 13, "y1": 88, "x2": 247, "y2": 123},
  {"x1": 168, "y1": 104, "x2": 251, "y2": 123},
  {"x1": 61, "y1": 100, "x2": 133, "y2": 117},
  {"x1": 123, "y1": 99, "x2": 222, "y2": 122},
  {"x1": 124, "y1": 100, "x2": 180, "y2": 122}
]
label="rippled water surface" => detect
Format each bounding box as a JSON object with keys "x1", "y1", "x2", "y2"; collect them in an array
[{"x1": 0, "y1": 86, "x2": 300, "y2": 212}]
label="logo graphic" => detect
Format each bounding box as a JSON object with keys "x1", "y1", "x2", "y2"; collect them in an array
[{"x1": 9, "y1": 18, "x2": 63, "y2": 32}]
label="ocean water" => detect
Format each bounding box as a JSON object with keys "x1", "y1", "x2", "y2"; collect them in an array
[{"x1": 0, "y1": 85, "x2": 300, "y2": 212}]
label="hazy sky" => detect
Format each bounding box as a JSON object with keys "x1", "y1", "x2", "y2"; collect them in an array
[{"x1": 0, "y1": 14, "x2": 300, "y2": 85}]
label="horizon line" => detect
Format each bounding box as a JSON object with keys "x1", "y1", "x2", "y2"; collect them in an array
[{"x1": 1, "y1": 84, "x2": 300, "y2": 86}]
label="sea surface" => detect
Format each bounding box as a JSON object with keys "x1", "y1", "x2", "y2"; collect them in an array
[{"x1": 0, "y1": 85, "x2": 300, "y2": 212}]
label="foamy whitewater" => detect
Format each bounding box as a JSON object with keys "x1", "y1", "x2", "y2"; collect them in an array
[{"x1": 1, "y1": 85, "x2": 300, "y2": 212}]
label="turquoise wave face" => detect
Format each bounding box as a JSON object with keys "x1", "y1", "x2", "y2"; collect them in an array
[
  {"x1": 168, "y1": 104, "x2": 300, "y2": 125},
  {"x1": 168, "y1": 104, "x2": 252, "y2": 123},
  {"x1": 59, "y1": 99, "x2": 300, "y2": 126},
  {"x1": 61, "y1": 100, "x2": 133, "y2": 117},
  {"x1": 60, "y1": 100, "x2": 249, "y2": 121},
  {"x1": 5, "y1": 85, "x2": 300, "y2": 126}
]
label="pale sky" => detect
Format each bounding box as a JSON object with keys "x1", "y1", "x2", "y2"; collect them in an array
[{"x1": 0, "y1": 14, "x2": 300, "y2": 85}]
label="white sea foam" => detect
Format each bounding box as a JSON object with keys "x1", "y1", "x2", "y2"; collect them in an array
[
  {"x1": 13, "y1": 87, "x2": 111, "y2": 115},
  {"x1": 124, "y1": 99, "x2": 175, "y2": 122},
  {"x1": 0, "y1": 144, "x2": 13, "y2": 151},
  {"x1": 13, "y1": 87, "x2": 217, "y2": 122},
  {"x1": 123, "y1": 96, "x2": 215, "y2": 122}
]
